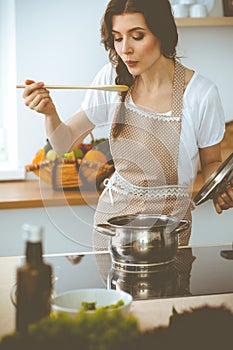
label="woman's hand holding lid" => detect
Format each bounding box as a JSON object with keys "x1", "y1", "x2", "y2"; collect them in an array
[{"x1": 213, "y1": 177, "x2": 233, "y2": 214}]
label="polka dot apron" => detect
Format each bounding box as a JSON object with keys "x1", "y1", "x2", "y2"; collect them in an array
[{"x1": 93, "y1": 61, "x2": 193, "y2": 278}]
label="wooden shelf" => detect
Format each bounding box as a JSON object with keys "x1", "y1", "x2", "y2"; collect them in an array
[{"x1": 176, "y1": 16, "x2": 233, "y2": 27}]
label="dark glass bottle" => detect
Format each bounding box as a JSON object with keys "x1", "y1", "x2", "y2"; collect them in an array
[{"x1": 16, "y1": 224, "x2": 52, "y2": 334}]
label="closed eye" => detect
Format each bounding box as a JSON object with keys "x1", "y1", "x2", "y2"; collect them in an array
[
  {"x1": 133, "y1": 33, "x2": 144, "y2": 41},
  {"x1": 114, "y1": 37, "x2": 123, "y2": 42},
  {"x1": 113, "y1": 32, "x2": 144, "y2": 42}
]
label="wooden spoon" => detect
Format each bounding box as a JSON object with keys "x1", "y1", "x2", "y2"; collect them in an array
[{"x1": 16, "y1": 84, "x2": 129, "y2": 92}]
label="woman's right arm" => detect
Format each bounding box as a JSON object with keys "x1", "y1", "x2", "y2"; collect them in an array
[{"x1": 23, "y1": 80, "x2": 95, "y2": 154}]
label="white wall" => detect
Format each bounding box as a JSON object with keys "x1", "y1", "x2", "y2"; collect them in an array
[
  {"x1": 15, "y1": 0, "x2": 109, "y2": 169},
  {"x1": 15, "y1": 0, "x2": 233, "y2": 170}
]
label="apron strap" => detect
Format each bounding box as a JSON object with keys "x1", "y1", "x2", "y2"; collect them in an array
[{"x1": 172, "y1": 60, "x2": 185, "y2": 118}]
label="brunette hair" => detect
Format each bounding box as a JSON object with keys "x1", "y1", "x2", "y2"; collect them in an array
[{"x1": 101, "y1": 0, "x2": 178, "y2": 137}]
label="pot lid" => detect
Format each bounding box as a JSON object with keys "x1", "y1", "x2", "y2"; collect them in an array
[{"x1": 193, "y1": 153, "x2": 233, "y2": 206}]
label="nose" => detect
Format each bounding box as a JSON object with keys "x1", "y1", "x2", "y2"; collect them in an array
[{"x1": 121, "y1": 38, "x2": 133, "y2": 55}]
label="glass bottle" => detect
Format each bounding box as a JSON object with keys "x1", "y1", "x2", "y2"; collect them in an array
[{"x1": 16, "y1": 224, "x2": 52, "y2": 333}]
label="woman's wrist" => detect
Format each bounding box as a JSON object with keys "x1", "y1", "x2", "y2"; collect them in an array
[
  {"x1": 44, "y1": 110, "x2": 63, "y2": 139},
  {"x1": 44, "y1": 108, "x2": 59, "y2": 120}
]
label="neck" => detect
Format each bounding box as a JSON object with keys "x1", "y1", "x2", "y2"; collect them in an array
[
  {"x1": 136, "y1": 58, "x2": 175, "y2": 93},
  {"x1": 130, "y1": 58, "x2": 176, "y2": 114}
]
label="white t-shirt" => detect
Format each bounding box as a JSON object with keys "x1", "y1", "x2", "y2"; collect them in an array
[{"x1": 81, "y1": 63, "x2": 225, "y2": 186}]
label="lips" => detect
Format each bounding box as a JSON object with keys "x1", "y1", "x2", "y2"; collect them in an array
[{"x1": 125, "y1": 60, "x2": 138, "y2": 68}]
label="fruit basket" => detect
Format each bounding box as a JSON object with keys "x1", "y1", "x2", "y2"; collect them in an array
[{"x1": 25, "y1": 135, "x2": 114, "y2": 191}]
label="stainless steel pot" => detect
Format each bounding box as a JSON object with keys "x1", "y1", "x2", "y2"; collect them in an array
[{"x1": 94, "y1": 214, "x2": 190, "y2": 266}]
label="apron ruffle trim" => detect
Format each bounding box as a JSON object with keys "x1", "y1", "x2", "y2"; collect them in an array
[{"x1": 103, "y1": 171, "x2": 190, "y2": 205}]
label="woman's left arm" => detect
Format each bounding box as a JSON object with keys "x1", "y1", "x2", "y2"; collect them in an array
[{"x1": 199, "y1": 144, "x2": 233, "y2": 214}]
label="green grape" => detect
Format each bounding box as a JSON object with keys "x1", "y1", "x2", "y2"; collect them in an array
[{"x1": 45, "y1": 149, "x2": 58, "y2": 161}]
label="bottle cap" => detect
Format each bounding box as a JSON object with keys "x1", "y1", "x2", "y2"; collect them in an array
[{"x1": 22, "y1": 224, "x2": 44, "y2": 243}]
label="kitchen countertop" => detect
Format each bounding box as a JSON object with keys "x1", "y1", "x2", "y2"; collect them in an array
[
  {"x1": 0, "y1": 179, "x2": 99, "y2": 209},
  {"x1": 1, "y1": 244, "x2": 233, "y2": 337}
]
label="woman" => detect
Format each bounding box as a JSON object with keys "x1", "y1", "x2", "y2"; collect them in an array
[{"x1": 23, "y1": 0, "x2": 233, "y2": 250}]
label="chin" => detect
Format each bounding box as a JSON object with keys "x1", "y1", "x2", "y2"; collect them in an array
[{"x1": 127, "y1": 67, "x2": 141, "y2": 76}]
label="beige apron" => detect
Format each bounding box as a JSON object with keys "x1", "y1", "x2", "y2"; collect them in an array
[{"x1": 94, "y1": 61, "x2": 192, "y2": 256}]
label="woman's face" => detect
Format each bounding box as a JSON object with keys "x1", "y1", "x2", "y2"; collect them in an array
[{"x1": 112, "y1": 12, "x2": 162, "y2": 76}]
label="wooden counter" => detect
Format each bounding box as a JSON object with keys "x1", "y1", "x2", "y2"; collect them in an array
[
  {"x1": 0, "y1": 175, "x2": 204, "y2": 210},
  {"x1": 0, "y1": 179, "x2": 99, "y2": 209}
]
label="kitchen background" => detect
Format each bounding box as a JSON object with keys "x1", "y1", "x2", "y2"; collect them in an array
[
  {"x1": 15, "y1": 0, "x2": 233, "y2": 168},
  {"x1": 1, "y1": 0, "x2": 233, "y2": 256}
]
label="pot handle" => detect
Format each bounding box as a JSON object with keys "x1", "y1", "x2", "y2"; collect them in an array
[
  {"x1": 94, "y1": 224, "x2": 116, "y2": 237},
  {"x1": 174, "y1": 220, "x2": 190, "y2": 234}
]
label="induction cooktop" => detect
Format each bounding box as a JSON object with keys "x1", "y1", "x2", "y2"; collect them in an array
[{"x1": 45, "y1": 244, "x2": 233, "y2": 301}]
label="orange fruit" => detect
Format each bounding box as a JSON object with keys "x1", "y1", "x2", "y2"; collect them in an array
[
  {"x1": 82, "y1": 149, "x2": 107, "y2": 164},
  {"x1": 32, "y1": 148, "x2": 45, "y2": 164},
  {"x1": 80, "y1": 149, "x2": 107, "y2": 184}
]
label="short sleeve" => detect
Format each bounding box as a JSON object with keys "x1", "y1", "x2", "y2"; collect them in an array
[
  {"x1": 81, "y1": 63, "x2": 119, "y2": 126},
  {"x1": 197, "y1": 85, "x2": 225, "y2": 148}
]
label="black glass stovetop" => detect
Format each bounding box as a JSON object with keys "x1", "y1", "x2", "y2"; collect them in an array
[{"x1": 44, "y1": 244, "x2": 233, "y2": 301}]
